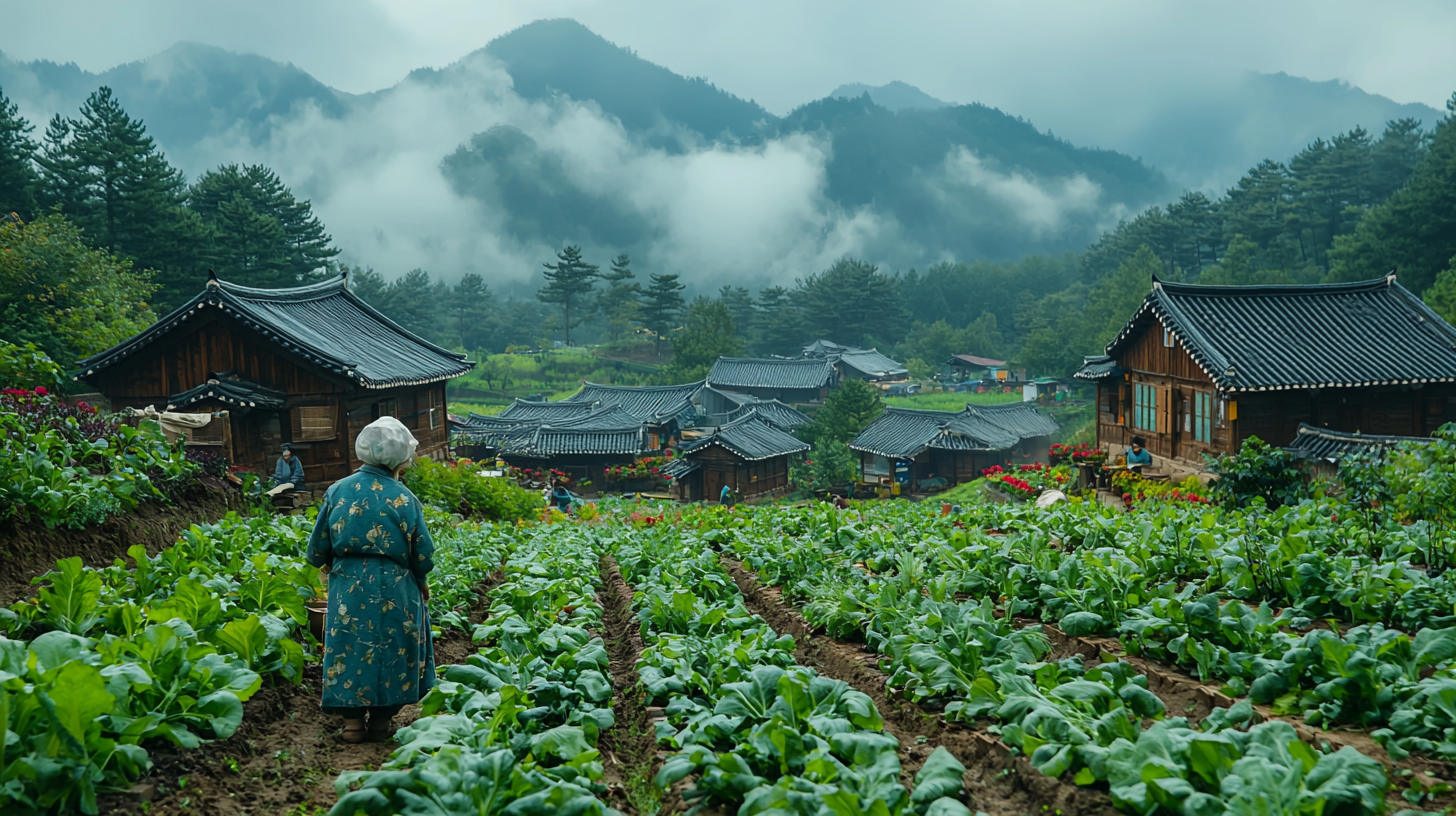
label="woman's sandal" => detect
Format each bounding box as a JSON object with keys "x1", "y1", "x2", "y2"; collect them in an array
[
  {"x1": 342, "y1": 718, "x2": 367, "y2": 744},
  {"x1": 366, "y1": 716, "x2": 394, "y2": 743}
]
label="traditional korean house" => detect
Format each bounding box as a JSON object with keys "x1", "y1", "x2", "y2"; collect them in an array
[
  {"x1": 696, "y1": 385, "x2": 811, "y2": 430},
  {"x1": 849, "y1": 403, "x2": 1059, "y2": 489},
  {"x1": 664, "y1": 411, "x2": 809, "y2": 502},
  {"x1": 456, "y1": 405, "x2": 651, "y2": 484},
  {"x1": 1075, "y1": 275, "x2": 1456, "y2": 462},
  {"x1": 803, "y1": 340, "x2": 909, "y2": 383},
  {"x1": 707, "y1": 357, "x2": 837, "y2": 403},
  {"x1": 946, "y1": 354, "x2": 1015, "y2": 383},
  {"x1": 559, "y1": 381, "x2": 704, "y2": 446},
  {"x1": 75, "y1": 272, "x2": 473, "y2": 485},
  {"x1": 1285, "y1": 423, "x2": 1428, "y2": 479}
]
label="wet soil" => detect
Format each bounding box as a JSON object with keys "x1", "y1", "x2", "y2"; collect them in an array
[
  {"x1": 98, "y1": 578, "x2": 497, "y2": 816},
  {"x1": 0, "y1": 478, "x2": 238, "y2": 605},
  {"x1": 598, "y1": 555, "x2": 662, "y2": 815},
  {"x1": 721, "y1": 556, "x2": 1121, "y2": 816}
]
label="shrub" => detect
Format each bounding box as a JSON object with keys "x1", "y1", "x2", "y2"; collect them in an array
[
  {"x1": 1205, "y1": 436, "x2": 1308, "y2": 509},
  {"x1": 0, "y1": 340, "x2": 64, "y2": 392},
  {"x1": 405, "y1": 458, "x2": 542, "y2": 522}
]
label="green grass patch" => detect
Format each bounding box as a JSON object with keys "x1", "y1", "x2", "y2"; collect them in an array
[{"x1": 886, "y1": 390, "x2": 1024, "y2": 411}]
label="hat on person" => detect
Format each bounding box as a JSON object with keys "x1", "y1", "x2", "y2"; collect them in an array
[{"x1": 355, "y1": 416, "x2": 419, "y2": 470}]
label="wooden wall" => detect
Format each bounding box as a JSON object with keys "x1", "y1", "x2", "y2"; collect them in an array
[
  {"x1": 689, "y1": 446, "x2": 791, "y2": 498},
  {"x1": 1098, "y1": 314, "x2": 1456, "y2": 460},
  {"x1": 85, "y1": 312, "x2": 455, "y2": 486}
]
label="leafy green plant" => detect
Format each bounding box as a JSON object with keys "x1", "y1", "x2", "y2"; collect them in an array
[{"x1": 1205, "y1": 436, "x2": 1309, "y2": 510}]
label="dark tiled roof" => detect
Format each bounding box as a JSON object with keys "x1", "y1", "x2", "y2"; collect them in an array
[
  {"x1": 560, "y1": 381, "x2": 704, "y2": 423},
  {"x1": 550, "y1": 405, "x2": 645, "y2": 431},
  {"x1": 836, "y1": 349, "x2": 908, "y2": 379},
  {"x1": 682, "y1": 413, "x2": 810, "y2": 461},
  {"x1": 75, "y1": 273, "x2": 473, "y2": 388},
  {"x1": 948, "y1": 354, "x2": 1007, "y2": 368},
  {"x1": 966, "y1": 402, "x2": 1060, "y2": 439},
  {"x1": 661, "y1": 457, "x2": 700, "y2": 479},
  {"x1": 849, "y1": 403, "x2": 1058, "y2": 459},
  {"x1": 725, "y1": 399, "x2": 811, "y2": 430},
  {"x1": 499, "y1": 399, "x2": 602, "y2": 422},
  {"x1": 167, "y1": 378, "x2": 286, "y2": 410},
  {"x1": 1073, "y1": 355, "x2": 1123, "y2": 381},
  {"x1": 531, "y1": 427, "x2": 647, "y2": 457},
  {"x1": 708, "y1": 357, "x2": 836, "y2": 391},
  {"x1": 1285, "y1": 423, "x2": 1428, "y2": 462},
  {"x1": 804, "y1": 339, "x2": 854, "y2": 356},
  {"x1": 1107, "y1": 275, "x2": 1456, "y2": 393}
]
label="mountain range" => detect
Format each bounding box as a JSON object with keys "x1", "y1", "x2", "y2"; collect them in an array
[{"x1": 0, "y1": 19, "x2": 1443, "y2": 287}]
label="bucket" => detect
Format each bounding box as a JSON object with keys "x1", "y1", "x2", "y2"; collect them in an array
[
  {"x1": 941, "y1": 503, "x2": 952, "y2": 516},
  {"x1": 306, "y1": 593, "x2": 327, "y2": 644}
]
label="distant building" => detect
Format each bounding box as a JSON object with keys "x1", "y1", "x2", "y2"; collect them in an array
[
  {"x1": 849, "y1": 403, "x2": 1058, "y2": 489},
  {"x1": 665, "y1": 411, "x2": 809, "y2": 502},
  {"x1": 803, "y1": 339, "x2": 909, "y2": 383},
  {"x1": 945, "y1": 354, "x2": 1019, "y2": 383},
  {"x1": 707, "y1": 357, "x2": 838, "y2": 403},
  {"x1": 697, "y1": 385, "x2": 812, "y2": 430},
  {"x1": 1075, "y1": 274, "x2": 1456, "y2": 462},
  {"x1": 74, "y1": 272, "x2": 472, "y2": 485}
]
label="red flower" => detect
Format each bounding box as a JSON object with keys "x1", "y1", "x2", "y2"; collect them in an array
[{"x1": 33, "y1": 386, "x2": 47, "y2": 396}]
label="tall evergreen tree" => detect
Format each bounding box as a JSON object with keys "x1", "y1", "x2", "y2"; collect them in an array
[
  {"x1": 717, "y1": 285, "x2": 755, "y2": 341},
  {"x1": 382, "y1": 269, "x2": 441, "y2": 341},
  {"x1": 536, "y1": 245, "x2": 600, "y2": 346},
  {"x1": 1422, "y1": 255, "x2": 1456, "y2": 326},
  {"x1": 453, "y1": 273, "x2": 498, "y2": 351},
  {"x1": 806, "y1": 378, "x2": 885, "y2": 445},
  {"x1": 345, "y1": 264, "x2": 389, "y2": 307},
  {"x1": 1081, "y1": 245, "x2": 1162, "y2": 350},
  {"x1": 189, "y1": 164, "x2": 338, "y2": 287},
  {"x1": 34, "y1": 87, "x2": 208, "y2": 307},
  {"x1": 1327, "y1": 94, "x2": 1456, "y2": 294},
  {"x1": 752, "y1": 285, "x2": 803, "y2": 356},
  {"x1": 665, "y1": 297, "x2": 742, "y2": 381},
  {"x1": 597, "y1": 252, "x2": 641, "y2": 341},
  {"x1": 0, "y1": 88, "x2": 38, "y2": 219},
  {"x1": 795, "y1": 258, "x2": 905, "y2": 347},
  {"x1": 639, "y1": 271, "x2": 685, "y2": 356}
]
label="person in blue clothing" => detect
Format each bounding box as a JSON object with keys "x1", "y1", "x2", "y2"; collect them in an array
[
  {"x1": 720, "y1": 484, "x2": 735, "y2": 508},
  {"x1": 552, "y1": 481, "x2": 574, "y2": 514},
  {"x1": 1125, "y1": 436, "x2": 1153, "y2": 471},
  {"x1": 306, "y1": 417, "x2": 434, "y2": 744},
  {"x1": 273, "y1": 443, "x2": 305, "y2": 490}
]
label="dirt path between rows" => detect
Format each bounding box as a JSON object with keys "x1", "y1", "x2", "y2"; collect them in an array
[
  {"x1": 721, "y1": 556, "x2": 1119, "y2": 816},
  {"x1": 598, "y1": 555, "x2": 661, "y2": 816},
  {"x1": 100, "y1": 580, "x2": 494, "y2": 816}
]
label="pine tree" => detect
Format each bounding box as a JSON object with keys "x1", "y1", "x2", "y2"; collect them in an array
[
  {"x1": 751, "y1": 285, "x2": 804, "y2": 356},
  {"x1": 0, "y1": 88, "x2": 38, "y2": 219},
  {"x1": 665, "y1": 297, "x2": 742, "y2": 381},
  {"x1": 35, "y1": 87, "x2": 208, "y2": 308},
  {"x1": 383, "y1": 269, "x2": 439, "y2": 340},
  {"x1": 454, "y1": 273, "x2": 498, "y2": 351},
  {"x1": 345, "y1": 264, "x2": 388, "y2": 306},
  {"x1": 210, "y1": 193, "x2": 289, "y2": 286},
  {"x1": 796, "y1": 259, "x2": 905, "y2": 347},
  {"x1": 1423, "y1": 255, "x2": 1456, "y2": 326},
  {"x1": 807, "y1": 379, "x2": 885, "y2": 445},
  {"x1": 536, "y1": 245, "x2": 600, "y2": 346},
  {"x1": 1081, "y1": 245, "x2": 1161, "y2": 350},
  {"x1": 718, "y1": 285, "x2": 755, "y2": 340},
  {"x1": 639, "y1": 272, "x2": 685, "y2": 357},
  {"x1": 189, "y1": 164, "x2": 337, "y2": 286},
  {"x1": 597, "y1": 253, "x2": 641, "y2": 341}
]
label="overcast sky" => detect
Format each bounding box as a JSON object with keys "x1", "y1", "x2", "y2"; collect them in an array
[{"x1": 4, "y1": 0, "x2": 1454, "y2": 118}]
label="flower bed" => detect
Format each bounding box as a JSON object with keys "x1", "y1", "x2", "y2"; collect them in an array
[
  {"x1": 981, "y1": 461, "x2": 1073, "y2": 501},
  {"x1": 1111, "y1": 470, "x2": 1212, "y2": 509},
  {"x1": 0, "y1": 385, "x2": 196, "y2": 529}
]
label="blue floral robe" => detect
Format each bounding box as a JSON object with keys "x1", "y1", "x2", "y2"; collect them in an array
[{"x1": 306, "y1": 464, "x2": 436, "y2": 711}]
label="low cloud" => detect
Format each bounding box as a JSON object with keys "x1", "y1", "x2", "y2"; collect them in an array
[{"x1": 941, "y1": 147, "x2": 1106, "y2": 234}]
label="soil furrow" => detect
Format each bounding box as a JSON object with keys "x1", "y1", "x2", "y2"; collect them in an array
[
  {"x1": 100, "y1": 577, "x2": 498, "y2": 816},
  {"x1": 598, "y1": 555, "x2": 662, "y2": 816},
  {"x1": 721, "y1": 556, "x2": 1119, "y2": 816}
]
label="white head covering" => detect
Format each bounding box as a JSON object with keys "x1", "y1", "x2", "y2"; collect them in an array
[{"x1": 355, "y1": 416, "x2": 419, "y2": 470}]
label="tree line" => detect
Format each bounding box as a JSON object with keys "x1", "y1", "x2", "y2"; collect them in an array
[{"x1": 5, "y1": 81, "x2": 1455, "y2": 383}]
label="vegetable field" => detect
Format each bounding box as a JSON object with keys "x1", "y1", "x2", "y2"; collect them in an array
[{"x1": 10, "y1": 457, "x2": 1456, "y2": 815}]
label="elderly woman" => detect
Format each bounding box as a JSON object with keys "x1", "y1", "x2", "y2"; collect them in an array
[{"x1": 306, "y1": 417, "x2": 436, "y2": 743}]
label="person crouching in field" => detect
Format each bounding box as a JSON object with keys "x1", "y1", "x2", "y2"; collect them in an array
[{"x1": 306, "y1": 417, "x2": 436, "y2": 744}]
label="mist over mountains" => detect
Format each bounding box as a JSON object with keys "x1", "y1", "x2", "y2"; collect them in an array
[{"x1": 0, "y1": 18, "x2": 1439, "y2": 290}]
